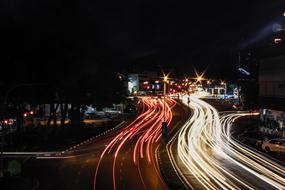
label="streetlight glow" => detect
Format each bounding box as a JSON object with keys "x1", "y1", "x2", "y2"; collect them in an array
[
  {"x1": 197, "y1": 76, "x2": 203, "y2": 82},
  {"x1": 193, "y1": 68, "x2": 207, "y2": 83},
  {"x1": 163, "y1": 75, "x2": 168, "y2": 82}
]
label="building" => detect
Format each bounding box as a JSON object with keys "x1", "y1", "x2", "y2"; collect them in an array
[
  {"x1": 258, "y1": 49, "x2": 285, "y2": 137},
  {"x1": 127, "y1": 72, "x2": 162, "y2": 95},
  {"x1": 259, "y1": 55, "x2": 285, "y2": 109},
  {"x1": 239, "y1": 13, "x2": 285, "y2": 137},
  {"x1": 205, "y1": 84, "x2": 227, "y2": 96}
]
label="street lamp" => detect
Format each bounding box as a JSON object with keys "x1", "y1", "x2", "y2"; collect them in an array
[
  {"x1": 197, "y1": 76, "x2": 203, "y2": 83},
  {"x1": 163, "y1": 75, "x2": 168, "y2": 122},
  {"x1": 162, "y1": 74, "x2": 169, "y2": 142}
]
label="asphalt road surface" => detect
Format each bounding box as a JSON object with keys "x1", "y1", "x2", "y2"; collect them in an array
[
  {"x1": 168, "y1": 95, "x2": 285, "y2": 190},
  {"x1": 5, "y1": 97, "x2": 184, "y2": 190}
]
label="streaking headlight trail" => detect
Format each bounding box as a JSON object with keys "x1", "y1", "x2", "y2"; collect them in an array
[{"x1": 169, "y1": 95, "x2": 285, "y2": 190}]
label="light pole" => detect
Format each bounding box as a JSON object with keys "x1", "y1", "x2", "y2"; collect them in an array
[
  {"x1": 162, "y1": 75, "x2": 168, "y2": 142},
  {"x1": 163, "y1": 76, "x2": 168, "y2": 122}
]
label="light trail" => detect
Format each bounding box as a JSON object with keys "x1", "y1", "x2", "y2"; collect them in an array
[
  {"x1": 170, "y1": 95, "x2": 285, "y2": 190},
  {"x1": 94, "y1": 97, "x2": 175, "y2": 190}
]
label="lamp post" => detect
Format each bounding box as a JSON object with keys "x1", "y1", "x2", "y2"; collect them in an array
[
  {"x1": 163, "y1": 75, "x2": 168, "y2": 122},
  {"x1": 162, "y1": 75, "x2": 168, "y2": 142}
]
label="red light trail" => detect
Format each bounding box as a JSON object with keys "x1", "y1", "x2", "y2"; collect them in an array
[{"x1": 94, "y1": 97, "x2": 175, "y2": 190}]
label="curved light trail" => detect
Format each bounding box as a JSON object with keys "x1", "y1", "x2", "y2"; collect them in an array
[
  {"x1": 169, "y1": 95, "x2": 285, "y2": 190},
  {"x1": 94, "y1": 97, "x2": 176, "y2": 190}
]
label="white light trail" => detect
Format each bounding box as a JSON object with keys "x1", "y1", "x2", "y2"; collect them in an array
[{"x1": 172, "y1": 95, "x2": 285, "y2": 190}]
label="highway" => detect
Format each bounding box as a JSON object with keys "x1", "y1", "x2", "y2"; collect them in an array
[
  {"x1": 94, "y1": 97, "x2": 175, "y2": 190},
  {"x1": 8, "y1": 96, "x2": 178, "y2": 190},
  {"x1": 167, "y1": 95, "x2": 285, "y2": 190}
]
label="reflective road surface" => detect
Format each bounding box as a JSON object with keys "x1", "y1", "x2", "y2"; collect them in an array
[{"x1": 168, "y1": 95, "x2": 285, "y2": 190}]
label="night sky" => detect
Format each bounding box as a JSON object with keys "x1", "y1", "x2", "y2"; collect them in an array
[{"x1": 1, "y1": 0, "x2": 285, "y2": 86}]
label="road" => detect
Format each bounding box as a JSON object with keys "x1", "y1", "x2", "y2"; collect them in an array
[
  {"x1": 94, "y1": 97, "x2": 175, "y2": 190},
  {"x1": 5, "y1": 96, "x2": 179, "y2": 190},
  {"x1": 167, "y1": 95, "x2": 285, "y2": 190}
]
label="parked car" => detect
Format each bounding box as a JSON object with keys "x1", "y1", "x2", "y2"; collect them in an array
[{"x1": 262, "y1": 138, "x2": 285, "y2": 153}]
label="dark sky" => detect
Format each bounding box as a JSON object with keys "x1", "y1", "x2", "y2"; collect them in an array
[{"x1": 1, "y1": 0, "x2": 285, "y2": 85}]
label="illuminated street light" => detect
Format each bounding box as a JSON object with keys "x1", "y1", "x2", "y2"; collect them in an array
[
  {"x1": 197, "y1": 76, "x2": 203, "y2": 83},
  {"x1": 163, "y1": 75, "x2": 168, "y2": 83},
  {"x1": 162, "y1": 73, "x2": 170, "y2": 142},
  {"x1": 193, "y1": 68, "x2": 207, "y2": 84},
  {"x1": 274, "y1": 37, "x2": 283, "y2": 44}
]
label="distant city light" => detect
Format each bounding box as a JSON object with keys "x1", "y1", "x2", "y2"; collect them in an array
[
  {"x1": 194, "y1": 69, "x2": 206, "y2": 83},
  {"x1": 274, "y1": 37, "x2": 282, "y2": 44},
  {"x1": 197, "y1": 76, "x2": 203, "y2": 82},
  {"x1": 163, "y1": 75, "x2": 168, "y2": 82},
  {"x1": 238, "y1": 68, "x2": 251, "y2": 76}
]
